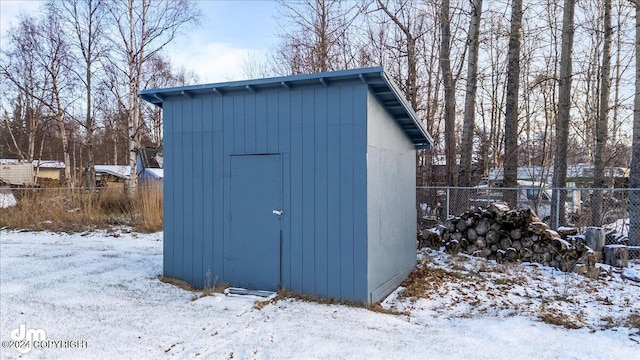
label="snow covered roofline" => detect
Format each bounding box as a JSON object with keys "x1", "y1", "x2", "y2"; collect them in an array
[
  {"x1": 0, "y1": 159, "x2": 66, "y2": 169},
  {"x1": 94, "y1": 165, "x2": 131, "y2": 179},
  {"x1": 139, "y1": 66, "x2": 433, "y2": 150}
]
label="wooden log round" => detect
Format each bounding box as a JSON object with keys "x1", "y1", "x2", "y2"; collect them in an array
[
  {"x1": 465, "y1": 216, "x2": 475, "y2": 228},
  {"x1": 520, "y1": 247, "x2": 533, "y2": 259},
  {"x1": 529, "y1": 222, "x2": 550, "y2": 235},
  {"x1": 500, "y1": 236, "x2": 513, "y2": 250},
  {"x1": 467, "y1": 228, "x2": 478, "y2": 241},
  {"x1": 445, "y1": 218, "x2": 456, "y2": 233},
  {"x1": 533, "y1": 243, "x2": 545, "y2": 254},
  {"x1": 604, "y1": 245, "x2": 628, "y2": 267},
  {"x1": 446, "y1": 240, "x2": 461, "y2": 254},
  {"x1": 512, "y1": 240, "x2": 523, "y2": 251},
  {"x1": 476, "y1": 219, "x2": 490, "y2": 236},
  {"x1": 505, "y1": 248, "x2": 519, "y2": 261},
  {"x1": 486, "y1": 230, "x2": 499, "y2": 244}
]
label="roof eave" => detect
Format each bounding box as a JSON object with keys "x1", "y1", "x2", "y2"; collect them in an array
[
  {"x1": 140, "y1": 66, "x2": 434, "y2": 150},
  {"x1": 378, "y1": 70, "x2": 434, "y2": 150}
]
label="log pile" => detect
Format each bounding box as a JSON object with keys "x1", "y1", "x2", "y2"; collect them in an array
[{"x1": 424, "y1": 203, "x2": 600, "y2": 278}]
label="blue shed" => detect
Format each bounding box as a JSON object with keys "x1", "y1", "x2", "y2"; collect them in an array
[{"x1": 140, "y1": 67, "x2": 433, "y2": 303}]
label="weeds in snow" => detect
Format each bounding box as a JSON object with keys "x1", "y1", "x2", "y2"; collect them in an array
[
  {"x1": 253, "y1": 289, "x2": 410, "y2": 316},
  {"x1": 394, "y1": 247, "x2": 640, "y2": 333},
  {"x1": 159, "y1": 275, "x2": 228, "y2": 300},
  {"x1": 0, "y1": 186, "x2": 163, "y2": 232}
]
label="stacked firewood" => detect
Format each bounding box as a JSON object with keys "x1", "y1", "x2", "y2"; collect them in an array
[{"x1": 421, "y1": 203, "x2": 599, "y2": 278}]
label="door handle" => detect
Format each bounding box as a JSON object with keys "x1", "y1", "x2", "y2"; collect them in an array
[{"x1": 272, "y1": 210, "x2": 283, "y2": 216}]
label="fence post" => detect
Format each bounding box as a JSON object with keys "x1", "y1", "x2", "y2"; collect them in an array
[
  {"x1": 445, "y1": 187, "x2": 450, "y2": 218},
  {"x1": 552, "y1": 189, "x2": 561, "y2": 230}
]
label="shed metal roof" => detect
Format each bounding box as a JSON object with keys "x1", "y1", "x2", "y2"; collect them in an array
[{"x1": 140, "y1": 66, "x2": 433, "y2": 149}]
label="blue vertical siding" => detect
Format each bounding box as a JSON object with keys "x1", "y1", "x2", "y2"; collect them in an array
[
  {"x1": 163, "y1": 101, "x2": 174, "y2": 277},
  {"x1": 301, "y1": 88, "x2": 315, "y2": 294},
  {"x1": 233, "y1": 96, "x2": 244, "y2": 154},
  {"x1": 202, "y1": 96, "x2": 214, "y2": 283},
  {"x1": 255, "y1": 93, "x2": 268, "y2": 153},
  {"x1": 353, "y1": 86, "x2": 369, "y2": 300},
  {"x1": 278, "y1": 91, "x2": 292, "y2": 289},
  {"x1": 162, "y1": 82, "x2": 372, "y2": 301},
  {"x1": 313, "y1": 87, "x2": 328, "y2": 297},
  {"x1": 171, "y1": 100, "x2": 184, "y2": 278},
  {"x1": 192, "y1": 98, "x2": 204, "y2": 285},
  {"x1": 212, "y1": 95, "x2": 225, "y2": 279},
  {"x1": 326, "y1": 87, "x2": 342, "y2": 299},
  {"x1": 222, "y1": 96, "x2": 234, "y2": 280},
  {"x1": 266, "y1": 91, "x2": 279, "y2": 153},
  {"x1": 182, "y1": 99, "x2": 194, "y2": 284},
  {"x1": 339, "y1": 86, "x2": 355, "y2": 300},
  {"x1": 245, "y1": 94, "x2": 256, "y2": 154},
  {"x1": 289, "y1": 90, "x2": 304, "y2": 292}
]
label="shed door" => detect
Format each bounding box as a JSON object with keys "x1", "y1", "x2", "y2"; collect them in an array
[{"x1": 226, "y1": 154, "x2": 282, "y2": 291}]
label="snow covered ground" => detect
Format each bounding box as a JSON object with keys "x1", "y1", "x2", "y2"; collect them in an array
[{"x1": 0, "y1": 230, "x2": 638, "y2": 359}]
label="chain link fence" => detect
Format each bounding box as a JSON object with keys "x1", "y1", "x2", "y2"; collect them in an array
[{"x1": 417, "y1": 186, "x2": 639, "y2": 258}]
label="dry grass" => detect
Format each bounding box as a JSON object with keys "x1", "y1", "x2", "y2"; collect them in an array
[
  {"x1": 159, "y1": 276, "x2": 197, "y2": 291},
  {"x1": 538, "y1": 310, "x2": 584, "y2": 329},
  {"x1": 159, "y1": 275, "x2": 229, "y2": 301},
  {"x1": 132, "y1": 186, "x2": 163, "y2": 232},
  {"x1": 0, "y1": 186, "x2": 163, "y2": 232},
  {"x1": 253, "y1": 289, "x2": 409, "y2": 316},
  {"x1": 193, "y1": 282, "x2": 229, "y2": 301},
  {"x1": 398, "y1": 262, "x2": 471, "y2": 300},
  {"x1": 627, "y1": 313, "x2": 640, "y2": 329}
]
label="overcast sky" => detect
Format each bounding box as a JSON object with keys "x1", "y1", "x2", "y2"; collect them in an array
[{"x1": 0, "y1": 0, "x2": 280, "y2": 83}]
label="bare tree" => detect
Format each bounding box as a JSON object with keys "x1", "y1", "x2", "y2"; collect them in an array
[
  {"x1": 375, "y1": 0, "x2": 423, "y2": 110},
  {"x1": 274, "y1": 0, "x2": 360, "y2": 75},
  {"x1": 40, "y1": 6, "x2": 75, "y2": 186},
  {"x1": 459, "y1": 0, "x2": 483, "y2": 188},
  {"x1": 0, "y1": 15, "x2": 48, "y2": 163},
  {"x1": 551, "y1": 0, "x2": 576, "y2": 227},
  {"x1": 141, "y1": 54, "x2": 199, "y2": 146},
  {"x1": 106, "y1": 0, "x2": 200, "y2": 195},
  {"x1": 503, "y1": 0, "x2": 523, "y2": 208},
  {"x1": 629, "y1": 0, "x2": 640, "y2": 246},
  {"x1": 2, "y1": 7, "x2": 76, "y2": 186},
  {"x1": 441, "y1": 0, "x2": 457, "y2": 188},
  {"x1": 59, "y1": 0, "x2": 107, "y2": 188},
  {"x1": 592, "y1": 0, "x2": 612, "y2": 226},
  {"x1": 366, "y1": 1, "x2": 443, "y2": 187},
  {"x1": 477, "y1": 7, "x2": 509, "y2": 177}
]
